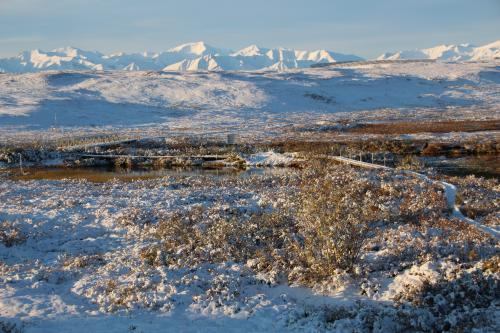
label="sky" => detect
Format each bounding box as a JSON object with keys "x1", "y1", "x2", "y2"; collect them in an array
[{"x1": 0, "y1": 0, "x2": 499, "y2": 58}]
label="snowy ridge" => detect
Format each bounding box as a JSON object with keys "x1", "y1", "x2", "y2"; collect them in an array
[
  {"x1": 0, "y1": 60, "x2": 498, "y2": 130},
  {"x1": 0, "y1": 41, "x2": 362, "y2": 73},
  {"x1": 378, "y1": 40, "x2": 500, "y2": 61}
]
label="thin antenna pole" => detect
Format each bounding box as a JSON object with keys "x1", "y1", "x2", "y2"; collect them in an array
[{"x1": 19, "y1": 153, "x2": 24, "y2": 175}]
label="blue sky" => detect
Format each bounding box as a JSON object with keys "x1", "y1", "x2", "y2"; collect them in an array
[{"x1": 0, "y1": 0, "x2": 499, "y2": 58}]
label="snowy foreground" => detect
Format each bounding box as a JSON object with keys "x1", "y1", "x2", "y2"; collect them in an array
[
  {"x1": 0, "y1": 164, "x2": 498, "y2": 332},
  {"x1": 0, "y1": 61, "x2": 499, "y2": 135}
]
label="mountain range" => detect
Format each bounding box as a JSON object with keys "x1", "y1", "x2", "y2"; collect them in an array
[
  {"x1": 378, "y1": 40, "x2": 500, "y2": 61},
  {"x1": 0, "y1": 40, "x2": 498, "y2": 73},
  {"x1": 0, "y1": 42, "x2": 362, "y2": 73}
]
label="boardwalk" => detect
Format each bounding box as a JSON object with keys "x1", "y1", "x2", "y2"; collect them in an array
[
  {"x1": 330, "y1": 155, "x2": 500, "y2": 240},
  {"x1": 330, "y1": 156, "x2": 391, "y2": 170}
]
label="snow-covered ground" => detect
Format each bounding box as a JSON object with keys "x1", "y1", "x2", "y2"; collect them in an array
[
  {"x1": 0, "y1": 165, "x2": 498, "y2": 332},
  {"x1": 0, "y1": 61, "x2": 498, "y2": 135}
]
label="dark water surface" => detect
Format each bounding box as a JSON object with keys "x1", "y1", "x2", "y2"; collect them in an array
[
  {"x1": 5, "y1": 166, "x2": 290, "y2": 183},
  {"x1": 421, "y1": 155, "x2": 499, "y2": 178},
  {"x1": 3, "y1": 154, "x2": 498, "y2": 182}
]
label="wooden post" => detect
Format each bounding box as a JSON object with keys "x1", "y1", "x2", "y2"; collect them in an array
[{"x1": 19, "y1": 154, "x2": 24, "y2": 175}]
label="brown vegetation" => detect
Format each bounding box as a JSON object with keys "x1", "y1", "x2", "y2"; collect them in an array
[{"x1": 346, "y1": 120, "x2": 500, "y2": 135}]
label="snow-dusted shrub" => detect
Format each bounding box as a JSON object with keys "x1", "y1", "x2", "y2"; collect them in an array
[
  {"x1": 192, "y1": 273, "x2": 244, "y2": 315},
  {"x1": 62, "y1": 254, "x2": 105, "y2": 270},
  {"x1": 0, "y1": 222, "x2": 26, "y2": 247},
  {"x1": 114, "y1": 156, "x2": 133, "y2": 169},
  {"x1": 365, "y1": 215, "x2": 496, "y2": 275},
  {"x1": 482, "y1": 254, "x2": 500, "y2": 274},
  {"x1": 481, "y1": 211, "x2": 500, "y2": 228},
  {"x1": 393, "y1": 260, "x2": 500, "y2": 332},
  {"x1": 152, "y1": 207, "x2": 295, "y2": 270},
  {"x1": 0, "y1": 151, "x2": 15, "y2": 164},
  {"x1": 449, "y1": 175, "x2": 499, "y2": 221},
  {"x1": 116, "y1": 207, "x2": 157, "y2": 227},
  {"x1": 398, "y1": 181, "x2": 448, "y2": 223},
  {"x1": 397, "y1": 155, "x2": 425, "y2": 171},
  {"x1": 293, "y1": 168, "x2": 375, "y2": 280},
  {"x1": 286, "y1": 302, "x2": 439, "y2": 333},
  {"x1": 153, "y1": 207, "x2": 206, "y2": 265},
  {"x1": 139, "y1": 245, "x2": 165, "y2": 267},
  {"x1": 224, "y1": 152, "x2": 247, "y2": 168}
]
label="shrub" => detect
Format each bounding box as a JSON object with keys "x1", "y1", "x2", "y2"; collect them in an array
[
  {"x1": 397, "y1": 155, "x2": 425, "y2": 171},
  {"x1": 394, "y1": 262, "x2": 499, "y2": 332},
  {"x1": 0, "y1": 222, "x2": 26, "y2": 247},
  {"x1": 294, "y1": 169, "x2": 374, "y2": 280},
  {"x1": 62, "y1": 254, "x2": 105, "y2": 269}
]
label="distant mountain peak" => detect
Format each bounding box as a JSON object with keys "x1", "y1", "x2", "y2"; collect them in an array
[
  {"x1": 168, "y1": 41, "x2": 221, "y2": 56},
  {"x1": 232, "y1": 45, "x2": 267, "y2": 57}
]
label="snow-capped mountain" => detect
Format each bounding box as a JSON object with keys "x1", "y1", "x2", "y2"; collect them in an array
[
  {"x1": 378, "y1": 40, "x2": 500, "y2": 61},
  {"x1": 1, "y1": 40, "x2": 497, "y2": 74},
  {"x1": 0, "y1": 41, "x2": 362, "y2": 73},
  {"x1": 0, "y1": 47, "x2": 106, "y2": 72},
  {"x1": 163, "y1": 45, "x2": 363, "y2": 72}
]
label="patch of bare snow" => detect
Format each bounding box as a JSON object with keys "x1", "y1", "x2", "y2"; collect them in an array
[{"x1": 246, "y1": 151, "x2": 297, "y2": 167}]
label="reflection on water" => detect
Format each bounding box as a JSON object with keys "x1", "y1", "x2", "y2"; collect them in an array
[
  {"x1": 3, "y1": 154, "x2": 498, "y2": 182},
  {"x1": 421, "y1": 155, "x2": 499, "y2": 178},
  {"x1": 6, "y1": 166, "x2": 291, "y2": 183}
]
